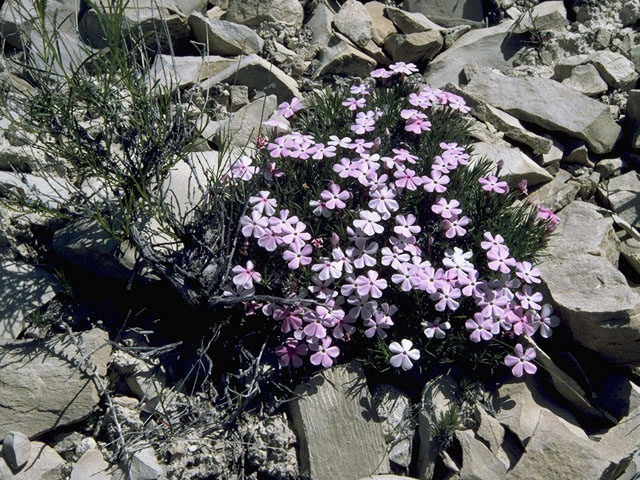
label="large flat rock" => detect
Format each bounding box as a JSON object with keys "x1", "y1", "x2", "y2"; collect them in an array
[
  {"x1": 402, "y1": 0, "x2": 484, "y2": 27},
  {"x1": 289, "y1": 361, "x2": 390, "y2": 480},
  {"x1": 463, "y1": 71, "x2": 622, "y2": 154}
]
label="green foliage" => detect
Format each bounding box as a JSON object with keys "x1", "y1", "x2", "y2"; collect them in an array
[{"x1": 430, "y1": 404, "x2": 462, "y2": 451}]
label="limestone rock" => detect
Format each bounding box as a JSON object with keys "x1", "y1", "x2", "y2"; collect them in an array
[
  {"x1": 512, "y1": 1, "x2": 568, "y2": 33},
  {"x1": 372, "y1": 384, "x2": 415, "y2": 468},
  {"x1": 595, "y1": 157, "x2": 626, "y2": 180},
  {"x1": 289, "y1": 361, "x2": 390, "y2": 480},
  {"x1": 0, "y1": 172, "x2": 73, "y2": 208},
  {"x1": 0, "y1": 328, "x2": 112, "y2": 438},
  {"x1": 423, "y1": 21, "x2": 525, "y2": 88},
  {"x1": 384, "y1": 6, "x2": 443, "y2": 34},
  {"x1": 561, "y1": 64, "x2": 609, "y2": 96},
  {"x1": 474, "y1": 406, "x2": 521, "y2": 469},
  {"x1": 540, "y1": 134, "x2": 564, "y2": 167},
  {"x1": 333, "y1": 0, "x2": 372, "y2": 49},
  {"x1": 0, "y1": 261, "x2": 58, "y2": 339},
  {"x1": 127, "y1": 447, "x2": 164, "y2": 480},
  {"x1": 2, "y1": 432, "x2": 31, "y2": 470},
  {"x1": 552, "y1": 54, "x2": 591, "y2": 81},
  {"x1": 315, "y1": 39, "x2": 377, "y2": 78},
  {"x1": 620, "y1": 236, "x2": 640, "y2": 277},
  {"x1": 602, "y1": 171, "x2": 640, "y2": 228},
  {"x1": 188, "y1": 12, "x2": 264, "y2": 56},
  {"x1": 455, "y1": 429, "x2": 508, "y2": 480},
  {"x1": 402, "y1": 0, "x2": 485, "y2": 27},
  {"x1": 563, "y1": 141, "x2": 594, "y2": 167},
  {"x1": 71, "y1": 449, "x2": 111, "y2": 480},
  {"x1": 526, "y1": 169, "x2": 579, "y2": 212},
  {"x1": 365, "y1": 2, "x2": 396, "y2": 46},
  {"x1": 463, "y1": 70, "x2": 622, "y2": 154},
  {"x1": 305, "y1": 2, "x2": 334, "y2": 47},
  {"x1": 506, "y1": 411, "x2": 617, "y2": 480},
  {"x1": 0, "y1": 441, "x2": 65, "y2": 480},
  {"x1": 589, "y1": 50, "x2": 639, "y2": 90},
  {"x1": 384, "y1": 30, "x2": 443, "y2": 64},
  {"x1": 199, "y1": 54, "x2": 300, "y2": 104},
  {"x1": 225, "y1": 0, "x2": 304, "y2": 28},
  {"x1": 472, "y1": 141, "x2": 553, "y2": 187},
  {"x1": 592, "y1": 369, "x2": 640, "y2": 420}
]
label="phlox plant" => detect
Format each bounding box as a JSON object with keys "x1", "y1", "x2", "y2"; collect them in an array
[{"x1": 223, "y1": 62, "x2": 558, "y2": 381}]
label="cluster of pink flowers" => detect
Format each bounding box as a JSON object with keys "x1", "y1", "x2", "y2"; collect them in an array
[{"x1": 225, "y1": 63, "x2": 557, "y2": 377}]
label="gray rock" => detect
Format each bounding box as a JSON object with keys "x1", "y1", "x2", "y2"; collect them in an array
[
  {"x1": 0, "y1": 261, "x2": 58, "y2": 339},
  {"x1": 149, "y1": 55, "x2": 238, "y2": 90},
  {"x1": 2, "y1": 432, "x2": 30, "y2": 470},
  {"x1": 402, "y1": 0, "x2": 485, "y2": 27},
  {"x1": 590, "y1": 50, "x2": 639, "y2": 90},
  {"x1": 563, "y1": 141, "x2": 594, "y2": 167},
  {"x1": 512, "y1": 1, "x2": 568, "y2": 33},
  {"x1": 200, "y1": 54, "x2": 301, "y2": 104},
  {"x1": 423, "y1": 21, "x2": 525, "y2": 88},
  {"x1": 0, "y1": 328, "x2": 112, "y2": 438},
  {"x1": 356, "y1": 477, "x2": 420, "y2": 480},
  {"x1": 472, "y1": 141, "x2": 553, "y2": 187},
  {"x1": 592, "y1": 368, "x2": 640, "y2": 420},
  {"x1": 127, "y1": 447, "x2": 164, "y2": 480},
  {"x1": 561, "y1": 63, "x2": 609, "y2": 96},
  {"x1": 491, "y1": 378, "x2": 588, "y2": 446},
  {"x1": 442, "y1": 24, "x2": 472, "y2": 49},
  {"x1": 372, "y1": 384, "x2": 415, "y2": 468},
  {"x1": 0, "y1": 441, "x2": 65, "y2": 480},
  {"x1": 188, "y1": 12, "x2": 264, "y2": 56},
  {"x1": 305, "y1": 2, "x2": 334, "y2": 48},
  {"x1": 417, "y1": 375, "x2": 458, "y2": 480},
  {"x1": 315, "y1": 39, "x2": 377, "y2": 78},
  {"x1": 225, "y1": 0, "x2": 304, "y2": 28},
  {"x1": 595, "y1": 157, "x2": 626, "y2": 180},
  {"x1": 620, "y1": 235, "x2": 640, "y2": 277},
  {"x1": 552, "y1": 54, "x2": 591, "y2": 81},
  {"x1": 527, "y1": 169, "x2": 579, "y2": 212},
  {"x1": 289, "y1": 361, "x2": 390, "y2": 480},
  {"x1": 365, "y1": 2, "x2": 396, "y2": 46},
  {"x1": 71, "y1": 449, "x2": 111, "y2": 480},
  {"x1": 0, "y1": 144, "x2": 43, "y2": 172},
  {"x1": 455, "y1": 429, "x2": 508, "y2": 480},
  {"x1": 616, "y1": 450, "x2": 640, "y2": 480},
  {"x1": 384, "y1": 6, "x2": 443, "y2": 34},
  {"x1": 333, "y1": 0, "x2": 372, "y2": 49},
  {"x1": 474, "y1": 406, "x2": 521, "y2": 469},
  {"x1": 539, "y1": 134, "x2": 564, "y2": 167},
  {"x1": 506, "y1": 411, "x2": 617, "y2": 480},
  {"x1": 602, "y1": 171, "x2": 640, "y2": 227},
  {"x1": 0, "y1": 172, "x2": 73, "y2": 209},
  {"x1": 384, "y1": 30, "x2": 443, "y2": 64},
  {"x1": 626, "y1": 90, "x2": 640, "y2": 149},
  {"x1": 463, "y1": 70, "x2": 622, "y2": 154}
]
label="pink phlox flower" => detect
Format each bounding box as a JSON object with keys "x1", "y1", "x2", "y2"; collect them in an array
[
  {"x1": 311, "y1": 143, "x2": 337, "y2": 160},
  {"x1": 515, "y1": 261, "x2": 541, "y2": 284},
  {"x1": 267, "y1": 136, "x2": 288, "y2": 158},
  {"x1": 422, "y1": 317, "x2": 451, "y2": 339},
  {"x1": 232, "y1": 261, "x2": 261, "y2": 289},
  {"x1": 222, "y1": 282, "x2": 255, "y2": 300},
  {"x1": 263, "y1": 161, "x2": 283, "y2": 180},
  {"x1": 422, "y1": 170, "x2": 450, "y2": 193},
  {"x1": 342, "y1": 97, "x2": 367, "y2": 110},
  {"x1": 389, "y1": 339, "x2": 420, "y2": 371},
  {"x1": 350, "y1": 138, "x2": 375, "y2": 154},
  {"x1": 371, "y1": 67, "x2": 393, "y2": 79},
  {"x1": 408, "y1": 91, "x2": 433, "y2": 109},
  {"x1": 302, "y1": 308, "x2": 330, "y2": 339},
  {"x1": 346, "y1": 294, "x2": 377, "y2": 320},
  {"x1": 476, "y1": 288, "x2": 509, "y2": 319},
  {"x1": 354, "y1": 270, "x2": 388, "y2": 298},
  {"x1": 479, "y1": 175, "x2": 509, "y2": 194},
  {"x1": 321, "y1": 183, "x2": 350, "y2": 210},
  {"x1": 515, "y1": 285, "x2": 543, "y2": 311},
  {"x1": 441, "y1": 215, "x2": 469, "y2": 238},
  {"x1": 533, "y1": 303, "x2": 560, "y2": 338},
  {"x1": 465, "y1": 313, "x2": 497, "y2": 342},
  {"x1": 276, "y1": 96, "x2": 304, "y2": 118},
  {"x1": 442, "y1": 247, "x2": 474, "y2": 273},
  {"x1": 331, "y1": 247, "x2": 353, "y2": 275},
  {"x1": 333, "y1": 157, "x2": 357, "y2": 178},
  {"x1": 504, "y1": 344, "x2": 537, "y2": 377},
  {"x1": 394, "y1": 167, "x2": 422, "y2": 191},
  {"x1": 419, "y1": 265, "x2": 445, "y2": 294},
  {"x1": 358, "y1": 152, "x2": 381, "y2": 172},
  {"x1": 391, "y1": 262, "x2": 416, "y2": 292},
  {"x1": 274, "y1": 305, "x2": 304, "y2": 333},
  {"x1": 289, "y1": 140, "x2": 317, "y2": 160},
  {"x1": 353, "y1": 210, "x2": 384, "y2": 236},
  {"x1": 444, "y1": 93, "x2": 470, "y2": 113},
  {"x1": 405, "y1": 114, "x2": 432, "y2": 134},
  {"x1": 281, "y1": 221, "x2": 311, "y2": 249},
  {"x1": 363, "y1": 171, "x2": 389, "y2": 191},
  {"x1": 390, "y1": 61, "x2": 418, "y2": 75},
  {"x1": 431, "y1": 198, "x2": 462, "y2": 219},
  {"x1": 392, "y1": 147, "x2": 418, "y2": 165},
  {"x1": 537, "y1": 206, "x2": 560, "y2": 232},
  {"x1": 309, "y1": 337, "x2": 340, "y2": 368},
  {"x1": 400, "y1": 109, "x2": 421, "y2": 120},
  {"x1": 363, "y1": 312, "x2": 393, "y2": 339},
  {"x1": 230, "y1": 155, "x2": 258, "y2": 181},
  {"x1": 328, "y1": 135, "x2": 354, "y2": 148},
  {"x1": 283, "y1": 242, "x2": 313, "y2": 270},
  {"x1": 487, "y1": 275, "x2": 520, "y2": 301},
  {"x1": 350, "y1": 83, "x2": 370, "y2": 95},
  {"x1": 351, "y1": 111, "x2": 376, "y2": 135},
  {"x1": 368, "y1": 185, "x2": 399, "y2": 216},
  {"x1": 257, "y1": 228, "x2": 282, "y2": 252},
  {"x1": 347, "y1": 241, "x2": 378, "y2": 270},
  {"x1": 249, "y1": 191, "x2": 277, "y2": 216},
  {"x1": 431, "y1": 155, "x2": 451, "y2": 175},
  {"x1": 312, "y1": 257, "x2": 343, "y2": 281},
  {"x1": 487, "y1": 245, "x2": 517, "y2": 274},
  {"x1": 481, "y1": 231, "x2": 505, "y2": 250},
  {"x1": 347, "y1": 226, "x2": 368, "y2": 249},
  {"x1": 308, "y1": 276, "x2": 338, "y2": 300},
  {"x1": 332, "y1": 313, "x2": 357, "y2": 339},
  {"x1": 276, "y1": 338, "x2": 308, "y2": 367},
  {"x1": 269, "y1": 209, "x2": 298, "y2": 234},
  {"x1": 241, "y1": 210, "x2": 269, "y2": 239},
  {"x1": 431, "y1": 283, "x2": 461, "y2": 311},
  {"x1": 457, "y1": 269, "x2": 484, "y2": 298},
  {"x1": 508, "y1": 306, "x2": 537, "y2": 336},
  {"x1": 381, "y1": 246, "x2": 410, "y2": 269},
  {"x1": 394, "y1": 214, "x2": 421, "y2": 237}
]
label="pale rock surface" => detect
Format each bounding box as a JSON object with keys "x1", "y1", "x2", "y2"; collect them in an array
[
  {"x1": 224, "y1": 0, "x2": 304, "y2": 27},
  {"x1": 188, "y1": 12, "x2": 264, "y2": 56},
  {"x1": 527, "y1": 169, "x2": 580, "y2": 212},
  {"x1": 0, "y1": 171, "x2": 73, "y2": 208},
  {"x1": 384, "y1": 7, "x2": 444, "y2": 34},
  {"x1": 454, "y1": 429, "x2": 508, "y2": 480},
  {"x1": 596, "y1": 157, "x2": 626, "y2": 180},
  {"x1": 127, "y1": 447, "x2": 164, "y2": 480},
  {"x1": 2, "y1": 432, "x2": 30, "y2": 470},
  {"x1": 601, "y1": 171, "x2": 640, "y2": 236},
  {"x1": 71, "y1": 449, "x2": 112, "y2": 480},
  {"x1": 0, "y1": 261, "x2": 58, "y2": 339},
  {"x1": 315, "y1": 39, "x2": 377, "y2": 78},
  {"x1": 463, "y1": 70, "x2": 621, "y2": 154},
  {"x1": 472, "y1": 141, "x2": 553, "y2": 187},
  {"x1": 512, "y1": 1, "x2": 568, "y2": 33},
  {"x1": 289, "y1": 361, "x2": 390, "y2": 480},
  {"x1": 561, "y1": 63, "x2": 609, "y2": 96},
  {"x1": 563, "y1": 141, "x2": 594, "y2": 167},
  {"x1": 474, "y1": 406, "x2": 521, "y2": 469},
  {"x1": 589, "y1": 50, "x2": 639, "y2": 90},
  {"x1": 620, "y1": 235, "x2": 640, "y2": 276},
  {"x1": 305, "y1": 2, "x2": 334, "y2": 47},
  {"x1": 365, "y1": 2, "x2": 396, "y2": 46},
  {"x1": 0, "y1": 328, "x2": 112, "y2": 437},
  {"x1": 402, "y1": 0, "x2": 485, "y2": 27},
  {"x1": 372, "y1": 384, "x2": 415, "y2": 468},
  {"x1": 333, "y1": 0, "x2": 372, "y2": 49},
  {"x1": 384, "y1": 30, "x2": 443, "y2": 64},
  {"x1": 0, "y1": 441, "x2": 65, "y2": 480}
]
